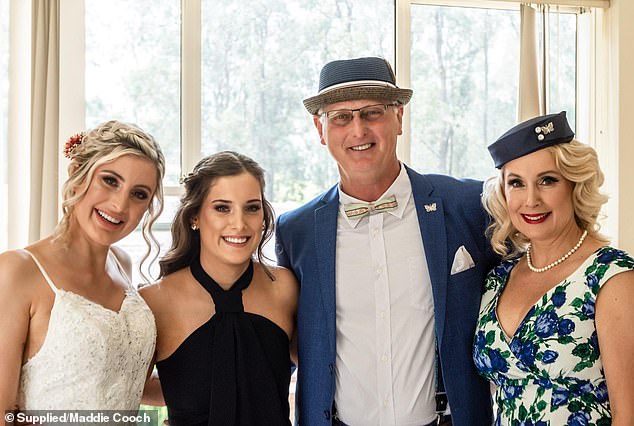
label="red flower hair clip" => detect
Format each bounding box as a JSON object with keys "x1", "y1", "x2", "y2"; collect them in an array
[{"x1": 64, "y1": 132, "x2": 85, "y2": 158}]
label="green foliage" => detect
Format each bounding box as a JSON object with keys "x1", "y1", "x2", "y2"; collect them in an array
[
  {"x1": 139, "y1": 405, "x2": 168, "y2": 426},
  {"x1": 199, "y1": 0, "x2": 394, "y2": 203},
  {"x1": 85, "y1": 0, "x2": 181, "y2": 185},
  {"x1": 410, "y1": 6, "x2": 519, "y2": 180}
]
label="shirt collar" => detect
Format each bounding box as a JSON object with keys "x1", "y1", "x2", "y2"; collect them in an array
[{"x1": 338, "y1": 164, "x2": 412, "y2": 229}]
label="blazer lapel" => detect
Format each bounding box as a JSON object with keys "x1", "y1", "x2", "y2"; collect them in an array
[
  {"x1": 314, "y1": 186, "x2": 339, "y2": 353},
  {"x1": 408, "y1": 168, "x2": 449, "y2": 346}
]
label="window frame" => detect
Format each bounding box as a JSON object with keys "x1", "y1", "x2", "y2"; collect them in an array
[
  {"x1": 62, "y1": 0, "x2": 596, "y2": 198},
  {"x1": 52, "y1": 0, "x2": 598, "y2": 229},
  {"x1": 397, "y1": 0, "x2": 594, "y2": 165}
]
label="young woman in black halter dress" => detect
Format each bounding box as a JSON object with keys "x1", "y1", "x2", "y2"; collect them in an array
[{"x1": 141, "y1": 151, "x2": 298, "y2": 425}]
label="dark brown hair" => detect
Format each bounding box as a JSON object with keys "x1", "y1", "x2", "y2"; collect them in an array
[{"x1": 159, "y1": 151, "x2": 274, "y2": 278}]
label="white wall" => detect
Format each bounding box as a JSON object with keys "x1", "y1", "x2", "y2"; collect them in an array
[{"x1": 606, "y1": 0, "x2": 634, "y2": 252}]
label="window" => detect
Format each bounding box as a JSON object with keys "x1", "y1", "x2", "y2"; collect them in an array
[
  {"x1": 546, "y1": 10, "x2": 577, "y2": 129},
  {"x1": 200, "y1": 0, "x2": 394, "y2": 259},
  {"x1": 85, "y1": 0, "x2": 181, "y2": 281},
  {"x1": 83, "y1": 1, "x2": 581, "y2": 282},
  {"x1": 85, "y1": 0, "x2": 394, "y2": 282},
  {"x1": 410, "y1": 4, "x2": 520, "y2": 180},
  {"x1": 85, "y1": 0, "x2": 181, "y2": 185},
  {"x1": 199, "y1": 0, "x2": 394, "y2": 203},
  {"x1": 0, "y1": 0, "x2": 9, "y2": 251},
  {"x1": 408, "y1": 3, "x2": 577, "y2": 180}
]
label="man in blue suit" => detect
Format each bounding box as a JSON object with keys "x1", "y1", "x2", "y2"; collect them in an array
[{"x1": 275, "y1": 57, "x2": 496, "y2": 426}]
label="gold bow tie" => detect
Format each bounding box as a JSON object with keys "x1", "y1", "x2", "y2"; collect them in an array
[{"x1": 343, "y1": 195, "x2": 398, "y2": 219}]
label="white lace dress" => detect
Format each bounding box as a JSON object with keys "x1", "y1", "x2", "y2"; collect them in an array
[{"x1": 17, "y1": 250, "x2": 156, "y2": 410}]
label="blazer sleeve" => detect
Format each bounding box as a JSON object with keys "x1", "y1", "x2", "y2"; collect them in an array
[{"x1": 275, "y1": 216, "x2": 291, "y2": 269}]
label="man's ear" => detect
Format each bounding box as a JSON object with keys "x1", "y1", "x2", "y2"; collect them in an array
[
  {"x1": 313, "y1": 115, "x2": 326, "y2": 146},
  {"x1": 396, "y1": 105, "x2": 404, "y2": 136}
]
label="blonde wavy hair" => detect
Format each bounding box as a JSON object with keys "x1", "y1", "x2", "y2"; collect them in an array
[
  {"x1": 54, "y1": 120, "x2": 165, "y2": 282},
  {"x1": 482, "y1": 139, "x2": 608, "y2": 259}
]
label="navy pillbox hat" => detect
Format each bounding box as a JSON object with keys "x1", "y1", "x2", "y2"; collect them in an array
[
  {"x1": 303, "y1": 57, "x2": 413, "y2": 115},
  {"x1": 487, "y1": 111, "x2": 574, "y2": 168}
]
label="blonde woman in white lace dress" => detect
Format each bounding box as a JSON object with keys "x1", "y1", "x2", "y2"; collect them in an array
[{"x1": 0, "y1": 121, "x2": 164, "y2": 423}]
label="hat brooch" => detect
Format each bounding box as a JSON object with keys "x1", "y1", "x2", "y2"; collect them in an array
[{"x1": 535, "y1": 122, "x2": 554, "y2": 141}]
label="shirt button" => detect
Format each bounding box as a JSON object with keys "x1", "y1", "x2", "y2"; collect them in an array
[
  {"x1": 381, "y1": 354, "x2": 387, "y2": 361},
  {"x1": 324, "y1": 409, "x2": 330, "y2": 420},
  {"x1": 375, "y1": 267, "x2": 382, "y2": 275},
  {"x1": 380, "y1": 310, "x2": 385, "y2": 319},
  {"x1": 383, "y1": 399, "x2": 389, "y2": 407}
]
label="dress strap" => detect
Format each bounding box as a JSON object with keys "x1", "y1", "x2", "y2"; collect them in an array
[
  {"x1": 190, "y1": 257, "x2": 254, "y2": 313},
  {"x1": 22, "y1": 249, "x2": 59, "y2": 294}
]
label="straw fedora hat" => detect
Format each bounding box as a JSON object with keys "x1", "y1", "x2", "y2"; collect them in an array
[{"x1": 303, "y1": 57, "x2": 413, "y2": 115}]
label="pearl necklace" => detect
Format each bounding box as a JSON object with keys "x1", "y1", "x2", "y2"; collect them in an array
[{"x1": 526, "y1": 230, "x2": 588, "y2": 273}]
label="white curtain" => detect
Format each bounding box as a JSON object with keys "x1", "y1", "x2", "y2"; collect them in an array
[
  {"x1": 29, "y1": 0, "x2": 60, "y2": 242},
  {"x1": 7, "y1": 0, "x2": 32, "y2": 249},
  {"x1": 517, "y1": 3, "x2": 545, "y2": 122}
]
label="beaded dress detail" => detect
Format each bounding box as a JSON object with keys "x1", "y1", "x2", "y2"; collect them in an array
[
  {"x1": 18, "y1": 250, "x2": 156, "y2": 410},
  {"x1": 156, "y1": 258, "x2": 291, "y2": 426}
]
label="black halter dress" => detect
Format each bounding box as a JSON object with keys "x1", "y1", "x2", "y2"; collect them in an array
[{"x1": 156, "y1": 258, "x2": 291, "y2": 426}]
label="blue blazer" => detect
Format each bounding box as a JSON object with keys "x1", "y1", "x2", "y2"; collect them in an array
[{"x1": 275, "y1": 166, "x2": 496, "y2": 426}]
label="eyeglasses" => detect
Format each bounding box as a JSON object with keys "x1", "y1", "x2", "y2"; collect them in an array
[{"x1": 321, "y1": 103, "x2": 398, "y2": 127}]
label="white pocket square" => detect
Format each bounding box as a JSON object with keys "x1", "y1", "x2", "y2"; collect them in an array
[{"x1": 450, "y1": 245, "x2": 475, "y2": 275}]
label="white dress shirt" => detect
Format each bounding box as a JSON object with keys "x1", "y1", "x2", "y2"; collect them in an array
[{"x1": 334, "y1": 165, "x2": 438, "y2": 426}]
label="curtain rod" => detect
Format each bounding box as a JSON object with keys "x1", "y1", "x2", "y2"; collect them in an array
[
  {"x1": 411, "y1": 0, "x2": 609, "y2": 9},
  {"x1": 496, "y1": 0, "x2": 607, "y2": 6}
]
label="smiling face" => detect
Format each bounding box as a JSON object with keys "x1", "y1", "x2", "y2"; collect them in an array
[
  {"x1": 503, "y1": 149, "x2": 578, "y2": 244},
  {"x1": 71, "y1": 154, "x2": 158, "y2": 247},
  {"x1": 314, "y1": 99, "x2": 403, "y2": 200},
  {"x1": 193, "y1": 172, "x2": 264, "y2": 273}
]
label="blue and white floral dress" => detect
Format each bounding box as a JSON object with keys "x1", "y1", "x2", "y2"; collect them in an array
[{"x1": 473, "y1": 246, "x2": 634, "y2": 426}]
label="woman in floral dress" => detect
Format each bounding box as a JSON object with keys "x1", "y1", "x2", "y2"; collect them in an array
[{"x1": 474, "y1": 111, "x2": 634, "y2": 425}]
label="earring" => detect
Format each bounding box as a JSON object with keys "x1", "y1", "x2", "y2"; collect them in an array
[{"x1": 191, "y1": 223, "x2": 198, "y2": 231}]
